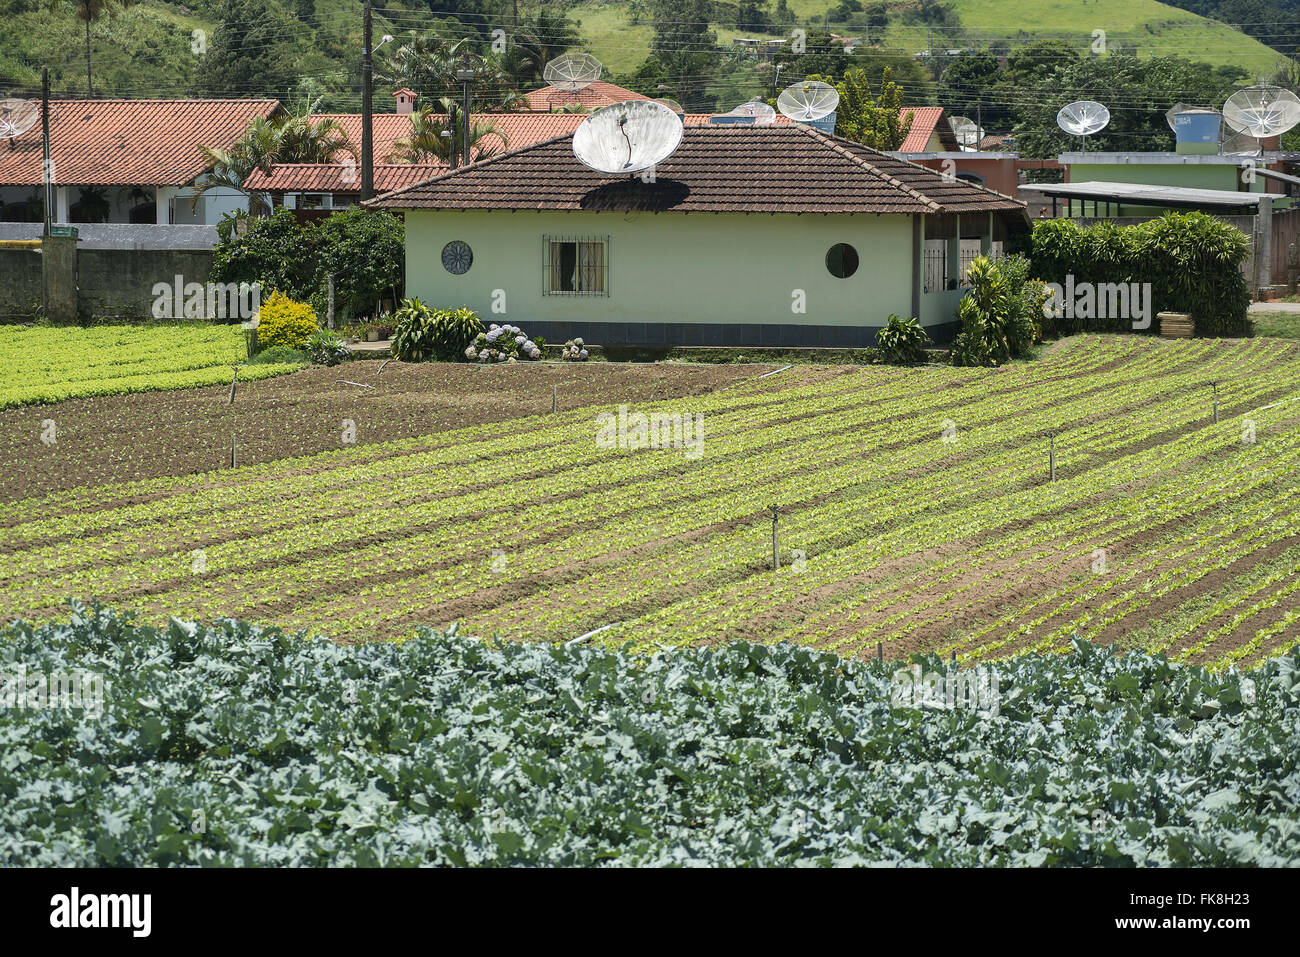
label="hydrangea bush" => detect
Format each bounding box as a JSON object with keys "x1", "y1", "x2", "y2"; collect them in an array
[
  {"x1": 466, "y1": 324, "x2": 543, "y2": 363},
  {"x1": 560, "y1": 338, "x2": 590, "y2": 361}
]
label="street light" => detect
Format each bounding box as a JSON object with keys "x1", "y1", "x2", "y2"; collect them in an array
[{"x1": 455, "y1": 67, "x2": 478, "y2": 169}]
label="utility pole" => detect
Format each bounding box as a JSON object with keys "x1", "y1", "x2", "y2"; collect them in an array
[
  {"x1": 361, "y1": 0, "x2": 374, "y2": 201},
  {"x1": 41, "y1": 66, "x2": 52, "y2": 237},
  {"x1": 448, "y1": 104, "x2": 459, "y2": 170},
  {"x1": 457, "y1": 65, "x2": 475, "y2": 169}
]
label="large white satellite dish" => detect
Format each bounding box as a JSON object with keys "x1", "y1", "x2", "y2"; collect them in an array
[
  {"x1": 776, "y1": 81, "x2": 839, "y2": 121},
  {"x1": 729, "y1": 99, "x2": 776, "y2": 125},
  {"x1": 1222, "y1": 86, "x2": 1300, "y2": 138},
  {"x1": 572, "y1": 100, "x2": 684, "y2": 175},
  {"x1": 949, "y1": 115, "x2": 982, "y2": 149},
  {"x1": 1056, "y1": 100, "x2": 1110, "y2": 150},
  {"x1": 543, "y1": 52, "x2": 603, "y2": 92},
  {"x1": 0, "y1": 98, "x2": 39, "y2": 144}
]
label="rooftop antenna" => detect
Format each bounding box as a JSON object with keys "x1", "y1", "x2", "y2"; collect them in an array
[
  {"x1": 1056, "y1": 100, "x2": 1110, "y2": 152},
  {"x1": 1222, "y1": 85, "x2": 1300, "y2": 147},
  {"x1": 0, "y1": 97, "x2": 39, "y2": 150},
  {"x1": 572, "y1": 100, "x2": 683, "y2": 177},
  {"x1": 777, "y1": 80, "x2": 839, "y2": 133},
  {"x1": 948, "y1": 115, "x2": 982, "y2": 150},
  {"x1": 729, "y1": 99, "x2": 777, "y2": 125},
  {"x1": 543, "y1": 52, "x2": 602, "y2": 110}
]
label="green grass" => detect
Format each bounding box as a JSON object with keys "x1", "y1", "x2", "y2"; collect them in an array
[
  {"x1": 1252, "y1": 311, "x2": 1300, "y2": 339},
  {"x1": 0, "y1": 323, "x2": 301, "y2": 409}
]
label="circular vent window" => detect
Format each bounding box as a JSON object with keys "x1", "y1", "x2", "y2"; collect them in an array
[
  {"x1": 441, "y1": 240, "x2": 473, "y2": 275},
  {"x1": 826, "y1": 243, "x2": 859, "y2": 279}
]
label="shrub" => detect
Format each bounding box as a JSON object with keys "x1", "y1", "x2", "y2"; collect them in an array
[
  {"x1": 391, "y1": 299, "x2": 484, "y2": 362},
  {"x1": 255, "y1": 291, "x2": 319, "y2": 350},
  {"x1": 873, "y1": 314, "x2": 930, "y2": 364},
  {"x1": 250, "y1": 344, "x2": 309, "y2": 365},
  {"x1": 467, "y1": 323, "x2": 543, "y2": 363},
  {"x1": 305, "y1": 330, "x2": 350, "y2": 367},
  {"x1": 1030, "y1": 212, "x2": 1250, "y2": 337},
  {"x1": 560, "y1": 337, "x2": 589, "y2": 361},
  {"x1": 950, "y1": 255, "x2": 1046, "y2": 367}
]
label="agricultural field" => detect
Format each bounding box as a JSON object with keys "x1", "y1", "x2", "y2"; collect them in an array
[
  {"x1": 0, "y1": 323, "x2": 300, "y2": 410},
  {"x1": 3, "y1": 334, "x2": 1299, "y2": 670}
]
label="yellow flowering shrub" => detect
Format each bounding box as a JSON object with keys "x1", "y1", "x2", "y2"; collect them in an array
[{"x1": 256, "y1": 291, "x2": 319, "y2": 350}]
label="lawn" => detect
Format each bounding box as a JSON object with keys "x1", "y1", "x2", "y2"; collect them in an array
[
  {"x1": 0, "y1": 323, "x2": 302, "y2": 410},
  {"x1": 1252, "y1": 311, "x2": 1300, "y2": 339},
  {"x1": 3, "y1": 334, "x2": 1298, "y2": 669}
]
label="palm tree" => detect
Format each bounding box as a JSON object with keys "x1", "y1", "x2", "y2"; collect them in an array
[
  {"x1": 192, "y1": 112, "x2": 356, "y2": 217},
  {"x1": 50, "y1": 0, "x2": 136, "y2": 96},
  {"x1": 386, "y1": 101, "x2": 508, "y2": 164},
  {"x1": 379, "y1": 34, "x2": 526, "y2": 112}
]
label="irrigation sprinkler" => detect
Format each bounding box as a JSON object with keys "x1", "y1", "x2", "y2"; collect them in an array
[
  {"x1": 377, "y1": 358, "x2": 394, "y2": 374},
  {"x1": 877, "y1": 641, "x2": 883, "y2": 663},
  {"x1": 339, "y1": 380, "x2": 375, "y2": 389},
  {"x1": 770, "y1": 504, "x2": 780, "y2": 570},
  {"x1": 228, "y1": 366, "x2": 238, "y2": 405},
  {"x1": 230, "y1": 431, "x2": 237, "y2": 469},
  {"x1": 565, "y1": 621, "x2": 624, "y2": 648}
]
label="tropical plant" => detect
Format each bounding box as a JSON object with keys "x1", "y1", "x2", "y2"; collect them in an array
[
  {"x1": 874, "y1": 314, "x2": 931, "y2": 364},
  {"x1": 304, "y1": 329, "x2": 350, "y2": 366},
  {"x1": 391, "y1": 299, "x2": 484, "y2": 362},
  {"x1": 950, "y1": 255, "x2": 1046, "y2": 367},
  {"x1": 811, "y1": 67, "x2": 913, "y2": 151},
  {"x1": 386, "y1": 102, "x2": 508, "y2": 164},
  {"x1": 49, "y1": 0, "x2": 136, "y2": 95},
  {"x1": 379, "y1": 35, "x2": 527, "y2": 112},
  {"x1": 255, "y1": 291, "x2": 319, "y2": 350}
]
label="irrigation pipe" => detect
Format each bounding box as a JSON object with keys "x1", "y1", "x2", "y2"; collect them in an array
[{"x1": 564, "y1": 622, "x2": 624, "y2": 648}]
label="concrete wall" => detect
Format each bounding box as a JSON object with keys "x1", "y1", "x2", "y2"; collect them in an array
[
  {"x1": 403, "y1": 209, "x2": 918, "y2": 347},
  {"x1": 0, "y1": 240, "x2": 214, "y2": 321},
  {"x1": 0, "y1": 222, "x2": 217, "y2": 249}
]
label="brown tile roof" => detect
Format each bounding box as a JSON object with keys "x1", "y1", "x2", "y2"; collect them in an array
[
  {"x1": 366, "y1": 124, "x2": 1027, "y2": 216},
  {"x1": 523, "y1": 81, "x2": 648, "y2": 112},
  {"x1": 897, "y1": 107, "x2": 960, "y2": 153},
  {"x1": 248, "y1": 112, "x2": 788, "y2": 194},
  {"x1": 0, "y1": 99, "x2": 280, "y2": 187}
]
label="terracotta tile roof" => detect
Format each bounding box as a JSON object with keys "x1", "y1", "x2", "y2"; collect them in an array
[
  {"x1": 366, "y1": 124, "x2": 1027, "y2": 216},
  {"x1": 0, "y1": 99, "x2": 279, "y2": 187},
  {"x1": 243, "y1": 163, "x2": 443, "y2": 193},
  {"x1": 523, "y1": 81, "x2": 648, "y2": 112},
  {"x1": 897, "y1": 107, "x2": 960, "y2": 153}
]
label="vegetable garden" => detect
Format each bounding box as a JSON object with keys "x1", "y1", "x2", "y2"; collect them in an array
[{"x1": 2, "y1": 334, "x2": 1298, "y2": 669}]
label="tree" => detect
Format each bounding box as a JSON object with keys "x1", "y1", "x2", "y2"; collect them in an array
[
  {"x1": 650, "y1": 0, "x2": 719, "y2": 111},
  {"x1": 378, "y1": 34, "x2": 526, "y2": 111},
  {"x1": 812, "y1": 67, "x2": 912, "y2": 150},
  {"x1": 386, "y1": 101, "x2": 508, "y2": 163},
  {"x1": 192, "y1": 0, "x2": 302, "y2": 98},
  {"x1": 49, "y1": 0, "x2": 136, "y2": 96},
  {"x1": 774, "y1": 30, "x2": 849, "y2": 81},
  {"x1": 193, "y1": 111, "x2": 355, "y2": 217},
  {"x1": 938, "y1": 51, "x2": 1004, "y2": 129}
]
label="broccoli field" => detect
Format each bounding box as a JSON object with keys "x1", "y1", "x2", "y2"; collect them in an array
[{"x1": 3, "y1": 604, "x2": 1297, "y2": 867}]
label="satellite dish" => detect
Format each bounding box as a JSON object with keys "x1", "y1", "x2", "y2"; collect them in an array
[
  {"x1": 1056, "y1": 100, "x2": 1110, "y2": 151},
  {"x1": 1165, "y1": 103, "x2": 1193, "y2": 131},
  {"x1": 1222, "y1": 130, "x2": 1262, "y2": 155},
  {"x1": 572, "y1": 100, "x2": 683, "y2": 175},
  {"x1": 1222, "y1": 86, "x2": 1300, "y2": 138},
  {"x1": 729, "y1": 99, "x2": 776, "y2": 125},
  {"x1": 543, "y1": 52, "x2": 603, "y2": 92},
  {"x1": 0, "y1": 99, "x2": 39, "y2": 144},
  {"x1": 949, "y1": 115, "x2": 982, "y2": 149},
  {"x1": 777, "y1": 81, "x2": 839, "y2": 122},
  {"x1": 652, "y1": 97, "x2": 684, "y2": 115}
]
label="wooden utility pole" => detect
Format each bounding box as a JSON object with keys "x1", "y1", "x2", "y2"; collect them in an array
[
  {"x1": 41, "y1": 66, "x2": 52, "y2": 238},
  {"x1": 361, "y1": 0, "x2": 374, "y2": 201}
]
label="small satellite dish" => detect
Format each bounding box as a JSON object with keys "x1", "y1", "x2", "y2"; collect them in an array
[
  {"x1": 1222, "y1": 86, "x2": 1300, "y2": 138},
  {"x1": 1222, "y1": 130, "x2": 1261, "y2": 155},
  {"x1": 0, "y1": 98, "x2": 39, "y2": 144},
  {"x1": 777, "y1": 81, "x2": 839, "y2": 122},
  {"x1": 652, "y1": 97, "x2": 685, "y2": 116},
  {"x1": 729, "y1": 99, "x2": 776, "y2": 125},
  {"x1": 543, "y1": 52, "x2": 603, "y2": 92},
  {"x1": 1165, "y1": 103, "x2": 1193, "y2": 131},
  {"x1": 948, "y1": 115, "x2": 982, "y2": 149},
  {"x1": 572, "y1": 100, "x2": 684, "y2": 175},
  {"x1": 1056, "y1": 100, "x2": 1110, "y2": 151}
]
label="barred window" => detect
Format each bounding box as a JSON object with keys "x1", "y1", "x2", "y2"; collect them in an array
[{"x1": 544, "y1": 236, "x2": 608, "y2": 296}]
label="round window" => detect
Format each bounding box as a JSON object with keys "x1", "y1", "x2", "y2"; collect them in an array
[
  {"x1": 826, "y1": 243, "x2": 859, "y2": 279},
  {"x1": 441, "y1": 240, "x2": 473, "y2": 275}
]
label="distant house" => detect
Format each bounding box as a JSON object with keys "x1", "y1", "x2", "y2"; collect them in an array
[
  {"x1": 523, "y1": 81, "x2": 648, "y2": 113},
  {"x1": 0, "y1": 99, "x2": 279, "y2": 226},
  {"x1": 367, "y1": 124, "x2": 1028, "y2": 347}
]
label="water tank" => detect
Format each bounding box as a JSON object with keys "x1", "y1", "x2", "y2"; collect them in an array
[
  {"x1": 805, "y1": 112, "x2": 838, "y2": 134},
  {"x1": 1173, "y1": 109, "x2": 1221, "y2": 154}
]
